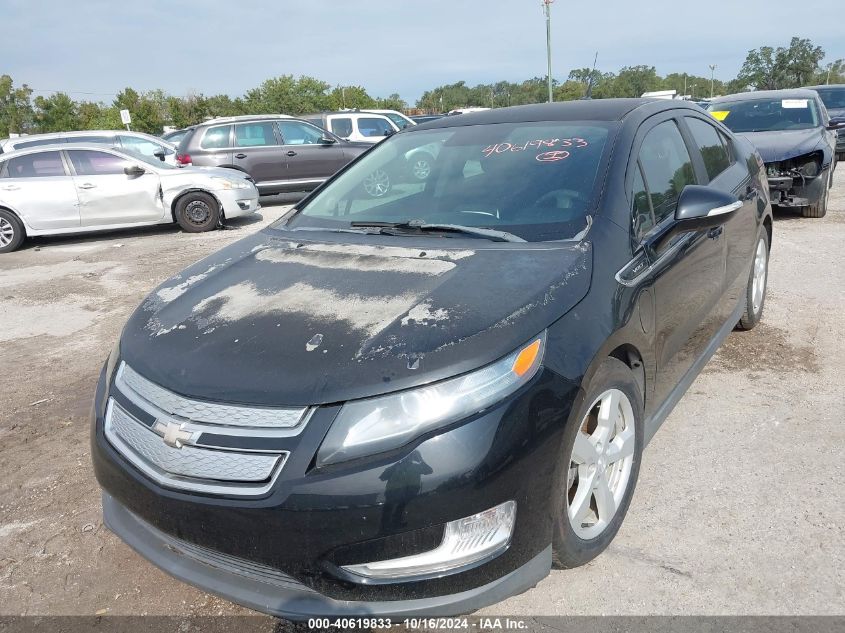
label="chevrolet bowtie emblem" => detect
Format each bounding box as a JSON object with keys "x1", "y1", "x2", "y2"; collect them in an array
[{"x1": 153, "y1": 420, "x2": 193, "y2": 449}]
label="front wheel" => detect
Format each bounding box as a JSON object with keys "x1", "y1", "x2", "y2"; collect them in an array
[
  {"x1": 802, "y1": 169, "x2": 830, "y2": 218},
  {"x1": 175, "y1": 192, "x2": 220, "y2": 233},
  {"x1": 737, "y1": 231, "x2": 769, "y2": 330},
  {"x1": 552, "y1": 358, "x2": 644, "y2": 568},
  {"x1": 363, "y1": 169, "x2": 391, "y2": 198}
]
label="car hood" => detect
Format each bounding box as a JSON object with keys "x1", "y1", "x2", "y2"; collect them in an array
[
  {"x1": 737, "y1": 128, "x2": 825, "y2": 163},
  {"x1": 826, "y1": 107, "x2": 845, "y2": 119},
  {"x1": 119, "y1": 231, "x2": 592, "y2": 406}
]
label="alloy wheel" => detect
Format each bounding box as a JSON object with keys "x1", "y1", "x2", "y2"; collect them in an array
[
  {"x1": 412, "y1": 158, "x2": 431, "y2": 180},
  {"x1": 751, "y1": 236, "x2": 768, "y2": 314},
  {"x1": 0, "y1": 216, "x2": 15, "y2": 247},
  {"x1": 566, "y1": 388, "x2": 636, "y2": 540},
  {"x1": 363, "y1": 169, "x2": 390, "y2": 197}
]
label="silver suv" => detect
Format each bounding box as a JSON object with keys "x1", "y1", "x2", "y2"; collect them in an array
[
  {"x1": 175, "y1": 115, "x2": 368, "y2": 195},
  {"x1": 0, "y1": 130, "x2": 177, "y2": 165}
]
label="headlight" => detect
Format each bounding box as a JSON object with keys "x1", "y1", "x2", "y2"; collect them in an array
[
  {"x1": 317, "y1": 333, "x2": 546, "y2": 466},
  {"x1": 210, "y1": 176, "x2": 250, "y2": 190}
]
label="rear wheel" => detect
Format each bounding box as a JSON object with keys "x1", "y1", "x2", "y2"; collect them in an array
[
  {"x1": 0, "y1": 209, "x2": 25, "y2": 253},
  {"x1": 552, "y1": 358, "x2": 644, "y2": 568},
  {"x1": 408, "y1": 152, "x2": 434, "y2": 181},
  {"x1": 363, "y1": 169, "x2": 391, "y2": 198},
  {"x1": 175, "y1": 192, "x2": 220, "y2": 233},
  {"x1": 737, "y1": 231, "x2": 769, "y2": 330}
]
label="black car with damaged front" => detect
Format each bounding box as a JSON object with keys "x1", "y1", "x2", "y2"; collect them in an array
[
  {"x1": 707, "y1": 89, "x2": 841, "y2": 218},
  {"x1": 92, "y1": 100, "x2": 772, "y2": 618}
]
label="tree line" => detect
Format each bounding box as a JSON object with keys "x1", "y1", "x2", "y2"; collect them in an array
[{"x1": 2, "y1": 37, "x2": 842, "y2": 138}]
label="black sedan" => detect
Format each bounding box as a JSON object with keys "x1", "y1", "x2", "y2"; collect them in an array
[
  {"x1": 92, "y1": 99, "x2": 772, "y2": 618},
  {"x1": 707, "y1": 89, "x2": 841, "y2": 217},
  {"x1": 804, "y1": 84, "x2": 845, "y2": 160}
]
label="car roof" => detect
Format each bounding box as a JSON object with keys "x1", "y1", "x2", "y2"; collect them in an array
[
  {"x1": 196, "y1": 114, "x2": 293, "y2": 125},
  {"x1": 414, "y1": 99, "x2": 697, "y2": 129},
  {"x1": 803, "y1": 84, "x2": 845, "y2": 90},
  {"x1": 710, "y1": 89, "x2": 821, "y2": 104}
]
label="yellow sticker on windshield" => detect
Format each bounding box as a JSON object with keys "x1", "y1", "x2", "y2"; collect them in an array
[{"x1": 710, "y1": 111, "x2": 730, "y2": 121}]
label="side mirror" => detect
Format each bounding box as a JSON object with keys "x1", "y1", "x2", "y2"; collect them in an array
[
  {"x1": 653, "y1": 185, "x2": 741, "y2": 251},
  {"x1": 153, "y1": 149, "x2": 166, "y2": 161},
  {"x1": 124, "y1": 165, "x2": 145, "y2": 177},
  {"x1": 320, "y1": 134, "x2": 336, "y2": 144},
  {"x1": 827, "y1": 120, "x2": 845, "y2": 130},
  {"x1": 384, "y1": 129, "x2": 395, "y2": 137}
]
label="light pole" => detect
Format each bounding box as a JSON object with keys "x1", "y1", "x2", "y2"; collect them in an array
[
  {"x1": 543, "y1": 0, "x2": 554, "y2": 103},
  {"x1": 709, "y1": 64, "x2": 717, "y2": 98}
]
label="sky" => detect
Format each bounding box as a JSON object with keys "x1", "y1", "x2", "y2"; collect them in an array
[{"x1": 2, "y1": 0, "x2": 843, "y2": 105}]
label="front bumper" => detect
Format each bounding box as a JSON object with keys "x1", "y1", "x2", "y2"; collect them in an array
[
  {"x1": 92, "y1": 364, "x2": 577, "y2": 616},
  {"x1": 215, "y1": 187, "x2": 260, "y2": 219},
  {"x1": 103, "y1": 492, "x2": 551, "y2": 619}
]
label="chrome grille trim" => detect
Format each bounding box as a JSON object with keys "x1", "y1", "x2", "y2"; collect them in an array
[
  {"x1": 105, "y1": 399, "x2": 287, "y2": 496},
  {"x1": 116, "y1": 362, "x2": 307, "y2": 429}
]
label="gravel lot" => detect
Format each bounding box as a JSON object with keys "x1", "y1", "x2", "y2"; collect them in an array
[{"x1": 1, "y1": 173, "x2": 843, "y2": 618}]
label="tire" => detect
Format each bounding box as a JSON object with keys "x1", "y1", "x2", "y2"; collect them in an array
[
  {"x1": 0, "y1": 209, "x2": 26, "y2": 253},
  {"x1": 408, "y1": 152, "x2": 434, "y2": 181},
  {"x1": 551, "y1": 357, "x2": 644, "y2": 569},
  {"x1": 363, "y1": 169, "x2": 391, "y2": 198},
  {"x1": 802, "y1": 169, "x2": 831, "y2": 218},
  {"x1": 736, "y1": 230, "x2": 770, "y2": 331},
  {"x1": 175, "y1": 192, "x2": 220, "y2": 233}
]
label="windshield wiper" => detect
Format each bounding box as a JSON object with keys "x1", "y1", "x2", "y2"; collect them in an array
[{"x1": 349, "y1": 219, "x2": 525, "y2": 243}]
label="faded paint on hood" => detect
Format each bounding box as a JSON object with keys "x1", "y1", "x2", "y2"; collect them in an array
[
  {"x1": 119, "y1": 230, "x2": 592, "y2": 406},
  {"x1": 738, "y1": 128, "x2": 826, "y2": 163}
]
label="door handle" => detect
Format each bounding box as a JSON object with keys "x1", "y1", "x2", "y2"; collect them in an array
[
  {"x1": 0, "y1": 184, "x2": 20, "y2": 191},
  {"x1": 235, "y1": 153, "x2": 247, "y2": 159},
  {"x1": 286, "y1": 150, "x2": 297, "y2": 157},
  {"x1": 78, "y1": 183, "x2": 97, "y2": 189},
  {"x1": 707, "y1": 226, "x2": 723, "y2": 239}
]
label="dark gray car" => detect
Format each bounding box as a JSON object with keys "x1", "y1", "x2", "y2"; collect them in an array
[
  {"x1": 804, "y1": 84, "x2": 845, "y2": 159},
  {"x1": 175, "y1": 115, "x2": 368, "y2": 195}
]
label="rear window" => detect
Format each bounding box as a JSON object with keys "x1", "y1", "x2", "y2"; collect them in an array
[
  {"x1": 3, "y1": 151, "x2": 66, "y2": 177},
  {"x1": 201, "y1": 125, "x2": 232, "y2": 149},
  {"x1": 286, "y1": 121, "x2": 616, "y2": 242}
]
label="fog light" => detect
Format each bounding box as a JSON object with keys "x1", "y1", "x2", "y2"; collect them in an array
[{"x1": 341, "y1": 501, "x2": 516, "y2": 582}]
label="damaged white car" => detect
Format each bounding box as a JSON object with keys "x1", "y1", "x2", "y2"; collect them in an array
[{"x1": 0, "y1": 144, "x2": 260, "y2": 253}]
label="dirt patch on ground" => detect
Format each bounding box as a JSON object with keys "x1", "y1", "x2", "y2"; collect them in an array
[{"x1": 706, "y1": 320, "x2": 819, "y2": 374}]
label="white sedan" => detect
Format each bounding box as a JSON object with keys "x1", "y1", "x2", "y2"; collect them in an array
[{"x1": 0, "y1": 144, "x2": 260, "y2": 253}]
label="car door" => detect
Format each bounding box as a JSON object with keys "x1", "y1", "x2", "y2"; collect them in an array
[
  {"x1": 681, "y1": 115, "x2": 759, "y2": 326},
  {"x1": 0, "y1": 150, "x2": 80, "y2": 230},
  {"x1": 632, "y1": 117, "x2": 728, "y2": 408},
  {"x1": 66, "y1": 149, "x2": 163, "y2": 226},
  {"x1": 277, "y1": 120, "x2": 348, "y2": 184},
  {"x1": 232, "y1": 122, "x2": 286, "y2": 187}
]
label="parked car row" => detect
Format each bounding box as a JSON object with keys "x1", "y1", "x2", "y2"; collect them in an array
[
  {"x1": 706, "y1": 86, "x2": 843, "y2": 217},
  {"x1": 91, "y1": 98, "x2": 775, "y2": 618},
  {"x1": 0, "y1": 130, "x2": 178, "y2": 165}
]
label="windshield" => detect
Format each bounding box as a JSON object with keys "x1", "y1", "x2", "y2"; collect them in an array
[
  {"x1": 708, "y1": 97, "x2": 820, "y2": 132},
  {"x1": 814, "y1": 87, "x2": 845, "y2": 110},
  {"x1": 282, "y1": 121, "x2": 615, "y2": 242},
  {"x1": 384, "y1": 112, "x2": 412, "y2": 128}
]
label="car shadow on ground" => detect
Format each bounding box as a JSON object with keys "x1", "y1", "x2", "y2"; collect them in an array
[{"x1": 771, "y1": 206, "x2": 811, "y2": 222}]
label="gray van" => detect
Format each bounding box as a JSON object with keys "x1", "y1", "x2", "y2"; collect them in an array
[{"x1": 174, "y1": 115, "x2": 369, "y2": 195}]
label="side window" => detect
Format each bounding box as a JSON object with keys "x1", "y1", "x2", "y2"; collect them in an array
[
  {"x1": 120, "y1": 135, "x2": 165, "y2": 157},
  {"x1": 638, "y1": 120, "x2": 696, "y2": 224},
  {"x1": 200, "y1": 125, "x2": 232, "y2": 149},
  {"x1": 632, "y1": 163, "x2": 655, "y2": 240},
  {"x1": 234, "y1": 122, "x2": 278, "y2": 147},
  {"x1": 685, "y1": 117, "x2": 732, "y2": 181},
  {"x1": 68, "y1": 150, "x2": 130, "y2": 176},
  {"x1": 330, "y1": 118, "x2": 353, "y2": 138},
  {"x1": 4, "y1": 151, "x2": 66, "y2": 177},
  {"x1": 357, "y1": 117, "x2": 393, "y2": 137},
  {"x1": 277, "y1": 121, "x2": 324, "y2": 145}
]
